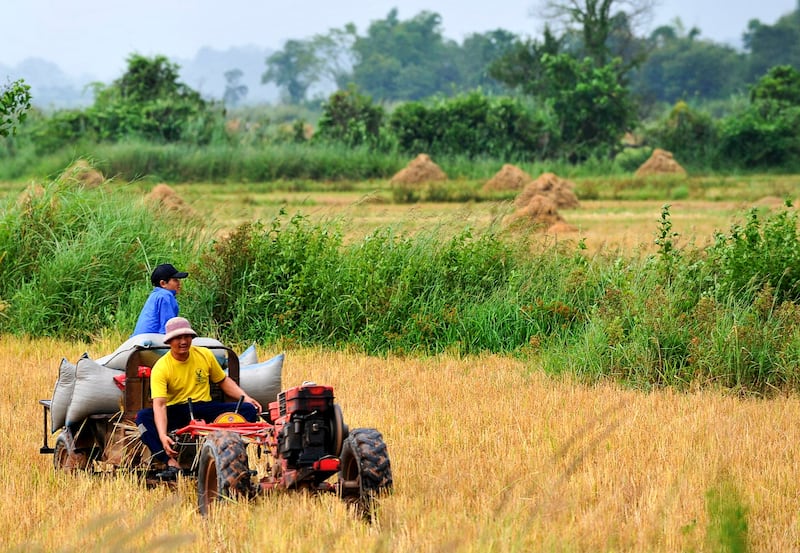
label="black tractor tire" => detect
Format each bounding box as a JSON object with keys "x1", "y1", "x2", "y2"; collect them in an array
[
  {"x1": 197, "y1": 430, "x2": 252, "y2": 516},
  {"x1": 331, "y1": 403, "x2": 348, "y2": 457},
  {"x1": 338, "y1": 427, "x2": 392, "y2": 517},
  {"x1": 53, "y1": 428, "x2": 89, "y2": 472}
]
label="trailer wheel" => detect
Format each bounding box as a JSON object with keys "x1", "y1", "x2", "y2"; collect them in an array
[
  {"x1": 53, "y1": 428, "x2": 89, "y2": 472},
  {"x1": 338, "y1": 427, "x2": 392, "y2": 517},
  {"x1": 197, "y1": 430, "x2": 252, "y2": 516}
]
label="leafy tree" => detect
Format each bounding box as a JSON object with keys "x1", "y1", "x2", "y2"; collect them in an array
[
  {"x1": 310, "y1": 24, "x2": 359, "y2": 90},
  {"x1": 262, "y1": 39, "x2": 320, "y2": 104},
  {"x1": 744, "y1": 8, "x2": 800, "y2": 83},
  {"x1": 645, "y1": 101, "x2": 719, "y2": 165},
  {"x1": 455, "y1": 30, "x2": 518, "y2": 92},
  {"x1": 0, "y1": 79, "x2": 32, "y2": 137},
  {"x1": 389, "y1": 92, "x2": 551, "y2": 160},
  {"x1": 488, "y1": 26, "x2": 564, "y2": 96},
  {"x1": 223, "y1": 68, "x2": 248, "y2": 107},
  {"x1": 315, "y1": 86, "x2": 385, "y2": 147},
  {"x1": 92, "y1": 54, "x2": 212, "y2": 143},
  {"x1": 749, "y1": 64, "x2": 800, "y2": 106},
  {"x1": 351, "y1": 9, "x2": 461, "y2": 101},
  {"x1": 27, "y1": 54, "x2": 215, "y2": 149},
  {"x1": 539, "y1": 0, "x2": 656, "y2": 68},
  {"x1": 540, "y1": 53, "x2": 635, "y2": 160},
  {"x1": 113, "y1": 54, "x2": 200, "y2": 104},
  {"x1": 718, "y1": 65, "x2": 800, "y2": 168},
  {"x1": 633, "y1": 21, "x2": 745, "y2": 104}
]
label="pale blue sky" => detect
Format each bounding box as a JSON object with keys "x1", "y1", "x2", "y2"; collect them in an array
[{"x1": 2, "y1": 0, "x2": 796, "y2": 80}]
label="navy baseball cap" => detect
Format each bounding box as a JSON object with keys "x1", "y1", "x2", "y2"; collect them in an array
[{"x1": 150, "y1": 263, "x2": 188, "y2": 286}]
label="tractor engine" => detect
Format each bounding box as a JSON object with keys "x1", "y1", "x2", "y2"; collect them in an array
[{"x1": 269, "y1": 382, "x2": 345, "y2": 469}]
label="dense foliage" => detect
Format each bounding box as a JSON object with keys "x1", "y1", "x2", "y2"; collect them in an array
[
  {"x1": 4, "y1": 182, "x2": 800, "y2": 395},
  {"x1": 22, "y1": 55, "x2": 221, "y2": 155},
  {"x1": 0, "y1": 180, "x2": 200, "y2": 339},
  {"x1": 388, "y1": 92, "x2": 549, "y2": 160}
]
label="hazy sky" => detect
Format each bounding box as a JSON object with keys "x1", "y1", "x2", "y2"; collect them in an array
[{"x1": 2, "y1": 0, "x2": 796, "y2": 80}]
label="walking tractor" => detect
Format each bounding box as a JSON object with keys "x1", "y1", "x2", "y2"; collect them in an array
[{"x1": 37, "y1": 341, "x2": 393, "y2": 516}]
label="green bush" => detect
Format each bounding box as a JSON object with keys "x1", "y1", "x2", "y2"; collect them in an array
[
  {"x1": 389, "y1": 92, "x2": 550, "y2": 161},
  {"x1": 314, "y1": 87, "x2": 387, "y2": 148},
  {"x1": 706, "y1": 206, "x2": 800, "y2": 303},
  {"x1": 644, "y1": 101, "x2": 718, "y2": 167}
]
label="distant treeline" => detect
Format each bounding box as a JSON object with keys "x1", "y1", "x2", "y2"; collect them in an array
[{"x1": 5, "y1": 4, "x2": 800, "y2": 175}]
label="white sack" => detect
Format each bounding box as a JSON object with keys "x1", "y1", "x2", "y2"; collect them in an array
[
  {"x1": 192, "y1": 337, "x2": 227, "y2": 368},
  {"x1": 65, "y1": 356, "x2": 124, "y2": 425},
  {"x1": 50, "y1": 356, "x2": 77, "y2": 432},
  {"x1": 239, "y1": 353, "x2": 284, "y2": 408},
  {"x1": 238, "y1": 342, "x2": 258, "y2": 367},
  {"x1": 96, "y1": 333, "x2": 168, "y2": 370}
]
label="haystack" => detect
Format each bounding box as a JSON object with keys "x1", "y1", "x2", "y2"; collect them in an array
[
  {"x1": 390, "y1": 154, "x2": 447, "y2": 185},
  {"x1": 59, "y1": 159, "x2": 104, "y2": 188},
  {"x1": 16, "y1": 183, "x2": 45, "y2": 207},
  {"x1": 510, "y1": 194, "x2": 566, "y2": 228},
  {"x1": 481, "y1": 164, "x2": 533, "y2": 192},
  {"x1": 634, "y1": 148, "x2": 687, "y2": 177},
  {"x1": 146, "y1": 184, "x2": 197, "y2": 219},
  {"x1": 515, "y1": 172, "x2": 580, "y2": 209}
]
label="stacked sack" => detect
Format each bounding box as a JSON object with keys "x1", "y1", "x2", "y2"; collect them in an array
[
  {"x1": 48, "y1": 337, "x2": 284, "y2": 433},
  {"x1": 237, "y1": 345, "x2": 284, "y2": 409}
]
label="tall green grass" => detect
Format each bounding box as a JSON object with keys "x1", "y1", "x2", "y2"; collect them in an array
[
  {"x1": 3, "y1": 180, "x2": 800, "y2": 394},
  {"x1": 1, "y1": 140, "x2": 650, "y2": 185},
  {"x1": 0, "y1": 179, "x2": 202, "y2": 339}
]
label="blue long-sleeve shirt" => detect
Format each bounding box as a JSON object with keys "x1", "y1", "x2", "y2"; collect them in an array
[{"x1": 132, "y1": 287, "x2": 179, "y2": 336}]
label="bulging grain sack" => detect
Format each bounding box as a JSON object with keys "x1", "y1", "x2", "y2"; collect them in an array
[
  {"x1": 96, "y1": 333, "x2": 168, "y2": 370},
  {"x1": 192, "y1": 337, "x2": 228, "y2": 368},
  {"x1": 50, "y1": 357, "x2": 77, "y2": 432},
  {"x1": 238, "y1": 342, "x2": 258, "y2": 367},
  {"x1": 239, "y1": 353, "x2": 284, "y2": 408},
  {"x1": 65, "y1": 356, "x2": 124, "y2": 425}
]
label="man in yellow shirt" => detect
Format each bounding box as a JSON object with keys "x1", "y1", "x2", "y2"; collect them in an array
[{"x1": 136, "y1": 316, "x2": 262, "y2": 480}]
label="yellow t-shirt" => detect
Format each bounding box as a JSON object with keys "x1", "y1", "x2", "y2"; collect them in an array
[{"x1": 150, "y1": 346, "x2": 226, "y2": 406}]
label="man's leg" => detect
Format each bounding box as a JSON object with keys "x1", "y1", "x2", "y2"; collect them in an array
[
  {"x1": 136, "y1": 404, "x2": 193, "y2": 465},
  {"x1": 135, "y1": 408, "x2": 168, "y2": 464}
]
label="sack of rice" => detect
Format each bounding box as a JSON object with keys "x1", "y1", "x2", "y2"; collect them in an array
[
  {"x1": 65, "y1": 356, "x2": 124, "y2": 425},
  {"x1": 239, "y1": 353, "x2": 284, "y2": 408}
]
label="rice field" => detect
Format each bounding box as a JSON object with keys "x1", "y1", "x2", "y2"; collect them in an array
[
  {"x1": 3, "y1": 174, "x2": 800, "y2": 551},
  {"x1": 4, "y1": 334, "x2": 800, "y2": 552}
]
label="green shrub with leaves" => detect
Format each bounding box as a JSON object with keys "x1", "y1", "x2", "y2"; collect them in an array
[
  {"x1": 314, "y1": 86, "x2": 387, "y2": 148},
  {"x1": 389, "y1": 91, "x2": 550, "y2": 160},
  {"x1": 6, "y1": 176, "x2": 800, "y2": 394},
  {"x1": 718, "y1": 65, "x2": 800, "y2": 169},
  {"x1": 644, "y1": 101, "x2": 718, "y2": 166},
  {"x1": 0, "y1": 79, "x2": 32, "y2": 137},
  {"x1": 191, "y1": 213, "x2": 536, "y2": 353},
  {"x1": 706, "y1": 205, "x2": 800, "y2": 303}
]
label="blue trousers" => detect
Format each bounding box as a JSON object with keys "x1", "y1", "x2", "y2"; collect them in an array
[{"x1": 136, "y1": 401, "x2": 258, "y2": 464}]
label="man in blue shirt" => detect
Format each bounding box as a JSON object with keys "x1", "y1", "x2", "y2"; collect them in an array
[{"x1": 132, "y1": 263, "x2": 188, "y2": 336}]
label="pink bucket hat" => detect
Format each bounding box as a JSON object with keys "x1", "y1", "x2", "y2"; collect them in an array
[{"x1": 163, "y1": 316, "x2": 198, "y2": 342}]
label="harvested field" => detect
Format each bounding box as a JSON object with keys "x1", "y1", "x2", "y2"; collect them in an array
[{"x1": 5, "y1": 336, "x2": 800, "y2": 551}]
